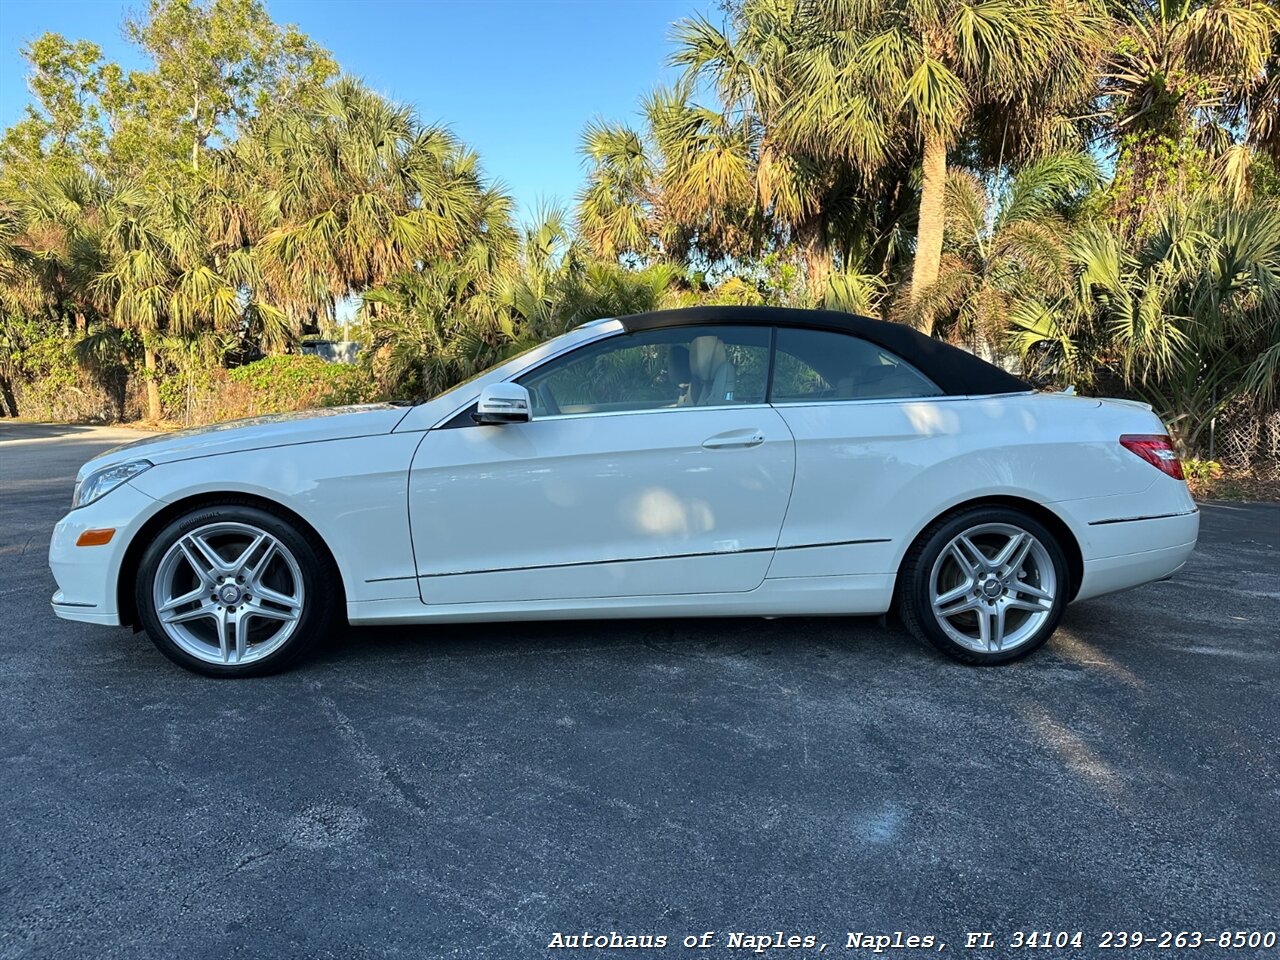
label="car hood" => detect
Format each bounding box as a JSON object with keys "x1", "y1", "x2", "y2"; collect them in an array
[{"x1": 83, "y1": 403, "x2": 412, "y2": 474}]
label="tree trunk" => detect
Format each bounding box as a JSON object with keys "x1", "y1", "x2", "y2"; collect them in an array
[
  {"x1": 143, "y1": 346, "x2": 162, "y2": 421},
  {"x1": 0, "y1": 373, "x2": 18, "y2": 417},
  {"x1": 800, "y1": 223, "x2": 830, "y2": 306},
  {"x1": 910, "y1": 131, "x2": 948, "y2": 334},
  {"x1": 113, "y1": 369, "x2": 127, "y2": 422},
  {"x1": 191, "y1": 92, "x2": 201, "y2": 172}
]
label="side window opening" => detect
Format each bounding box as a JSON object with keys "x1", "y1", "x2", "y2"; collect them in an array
[
  {"x1": 517, "y1": 325, "x2": 770, "y2": 418},
  {"x1": 769, "y1": 327, "x2": 943, "y2": 402}
]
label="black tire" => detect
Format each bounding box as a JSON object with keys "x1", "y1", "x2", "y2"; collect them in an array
[
  {"x1": 897, "y1": 506, "x2": 1069, "y2": 665},
  {"x1": 135, "y1": 502, "x2": 339, "y2": 677}
]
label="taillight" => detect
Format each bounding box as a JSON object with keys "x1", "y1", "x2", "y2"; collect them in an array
[{"x1": 1119, "y1": 434, "x2": 1184, "y2": 480}]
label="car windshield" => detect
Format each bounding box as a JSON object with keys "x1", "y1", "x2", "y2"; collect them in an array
[{"x1": 416, "y1": 333, "x2": 573, "y2": 404}]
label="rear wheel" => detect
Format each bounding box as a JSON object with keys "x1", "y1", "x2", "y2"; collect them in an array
[
  {"x1": 136, "y1": 504, "x2": 337, "y2": 677},
  {"x1": 898, "y1": 507, "x2": 1068, "y2": 665}
]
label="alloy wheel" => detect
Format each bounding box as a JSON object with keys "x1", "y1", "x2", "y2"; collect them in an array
[
  {"x1": 152, "y1": 521, "x2": 305, "y2": 666},
  {"x1": 927, "y1": 522, "x2": 1057, "y2": 654}
]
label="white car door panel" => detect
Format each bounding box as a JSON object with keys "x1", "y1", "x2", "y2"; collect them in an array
[{"x1": 409, "y1": 407, "x2": 796, "y2": 603}]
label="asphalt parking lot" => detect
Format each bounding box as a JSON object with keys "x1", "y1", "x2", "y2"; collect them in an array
[{"x1": 2, "y1": 422, "x2": 1278, "y2": 959}]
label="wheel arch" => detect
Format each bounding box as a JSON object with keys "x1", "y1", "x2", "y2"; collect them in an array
[
  {"x1": 895, "y1": 495, "x2": 1084, "y2": 602},
  {"x1": 117, "y1": 492, "x2": 347, "y2": 629}
]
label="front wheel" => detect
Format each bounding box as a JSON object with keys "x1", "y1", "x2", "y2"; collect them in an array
[
  {"x1": 898, "y1": 507, "x2": 1069, "y2": 665},
  {"x1": 135, "y1": 504, "x2": 338, "y2": 677}
]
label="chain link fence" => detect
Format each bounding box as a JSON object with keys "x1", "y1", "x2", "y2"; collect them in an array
[{"x1": 1212, "y1": 402, "x2": 1280, "y2": 475}]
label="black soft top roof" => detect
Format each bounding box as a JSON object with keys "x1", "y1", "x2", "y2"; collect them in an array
[{"x1": 617, "y1": 305, "x2": 1029, "y2": 397}]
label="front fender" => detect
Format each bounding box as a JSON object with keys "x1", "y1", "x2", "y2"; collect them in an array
[{"x1": 126, "y1": 432, "x2": 424, "y2": 603}]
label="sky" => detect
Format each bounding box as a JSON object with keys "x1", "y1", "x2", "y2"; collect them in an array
[{"x1": 0, "y1": 0, "x2": 716, "y2": 222}]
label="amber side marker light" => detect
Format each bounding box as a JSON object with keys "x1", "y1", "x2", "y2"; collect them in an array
[{"x1": 76, "y1": 528, "x2": 116, "y2": 547}]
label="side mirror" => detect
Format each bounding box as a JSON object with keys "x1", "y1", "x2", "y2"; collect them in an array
[{"x1": 473, "y1": 382, "x2": 532, "y2": 424}]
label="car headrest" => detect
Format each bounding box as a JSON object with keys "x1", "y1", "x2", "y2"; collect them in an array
[{"x1": 689, "y1": 336, "x2": 728, "y2": 380}]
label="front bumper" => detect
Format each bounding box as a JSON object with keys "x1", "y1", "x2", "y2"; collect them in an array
[{"x1": 48, "y1": 482, "x2": 164, "y2": 626}]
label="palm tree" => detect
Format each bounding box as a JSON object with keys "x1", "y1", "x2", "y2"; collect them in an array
[
  {"x1": 575, "y1": 121, "x2": 655, "y2": 262},
  {"x1": 558, "y1": 260, "x2": 682, "y2": 326},
  {"x1": 1016, "y1": 199, "x2": 1280, "y2": 451},
  {"x1": 671, "y1": 10, "x2": 821, "y2": 285},
  {"x1": 496, "y1": 205, "x2": 579, "y2": 344},
  {"x1": 9, "y1": 168, "x2": 111, "y2": 335},
  {"x1": 245, "y1": 77, "x2": 505, "y2": 331},
  {"x1": 72, "y1": 324, "x2": 137, "y2": 420},
  {"x1": 641, "y1": 83, "x2": 762, "y2": 268},
  {"x1": 0, "y1": 202, "x2": 41, "y2": 415},
  {"x1": 1100, "y1": 0, "x2": 1280, "y2": 221},
  {"x1": 9, "y1": 168, "x2": 240, "y2": 420},
  {"x1": 503, "y1": 205, "x2": 684, "y2": 350},
  {"x1": 903, "y1": 152, "x2": 1100, "y2": 357},
  {"x1": 670, "y1": 12, "x2": 907, "y2": 297},
  {"x1": 771, "y1": 0, "x2": 1101, "y2": 326},
  {"x1": 361, "y1": 256, "x2": 508, "y2": 399},
  {"x1": 92, "y1": 180, "x2": 244, "y2": 419}
]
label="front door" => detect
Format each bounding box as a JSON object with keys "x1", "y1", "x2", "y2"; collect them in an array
[{"x1": 408, "y1": 324, "x2": 796, "y2": 605}]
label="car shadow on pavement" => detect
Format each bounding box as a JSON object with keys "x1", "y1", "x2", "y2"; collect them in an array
[
  {"x1": 316, "y1": 614, "x2": 925, "y2": 670},
  {"x1": 307, "y1": 601, "x2": 1186, "y2": 687}
]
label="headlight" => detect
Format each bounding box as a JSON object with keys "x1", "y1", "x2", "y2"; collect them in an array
[{"x1": 72, "y1": 460, "x2": 152, "y2": 509}]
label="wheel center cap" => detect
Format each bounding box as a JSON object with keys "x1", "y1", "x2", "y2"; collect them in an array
[
  {"x1": 982, "y1": 579, "x2": 1004, "y2": 598},
  {"x1": 217, "y1": 583, "x2": 244, "y2": 605}
]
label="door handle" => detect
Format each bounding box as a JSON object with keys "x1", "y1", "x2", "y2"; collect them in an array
[{"x1": 702, "y1": 431, "x2": 766, "y2": 449}]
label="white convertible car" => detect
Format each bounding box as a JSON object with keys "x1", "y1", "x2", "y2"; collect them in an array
[{"x1": 50, "y1": 307, "x2": 1198, "y2": 676}]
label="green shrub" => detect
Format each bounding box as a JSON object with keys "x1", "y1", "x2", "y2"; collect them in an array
[
  {"x1": 1182, "y1": 459, "x2": 1223, "y2": 483},
  {"x1": 158, "y1": 354, "x2": 381, "y2": 424},
  {"x1": 226, "y1": 355, "x2": 377, "y2": 409},
  {"x1": 1182, "y1": 458, "x2": 1224, "y2": 498},
  {"x1": 157, "y1": 364, "x2": 219, "y2": 424},
  {"x1": 3, "y1": 317, "x2": 130, "y2": 422}
]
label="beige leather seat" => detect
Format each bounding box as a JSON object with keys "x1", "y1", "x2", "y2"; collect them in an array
[{"x1": 688, "y1": 335, "x2": 737, "y2": 405}]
